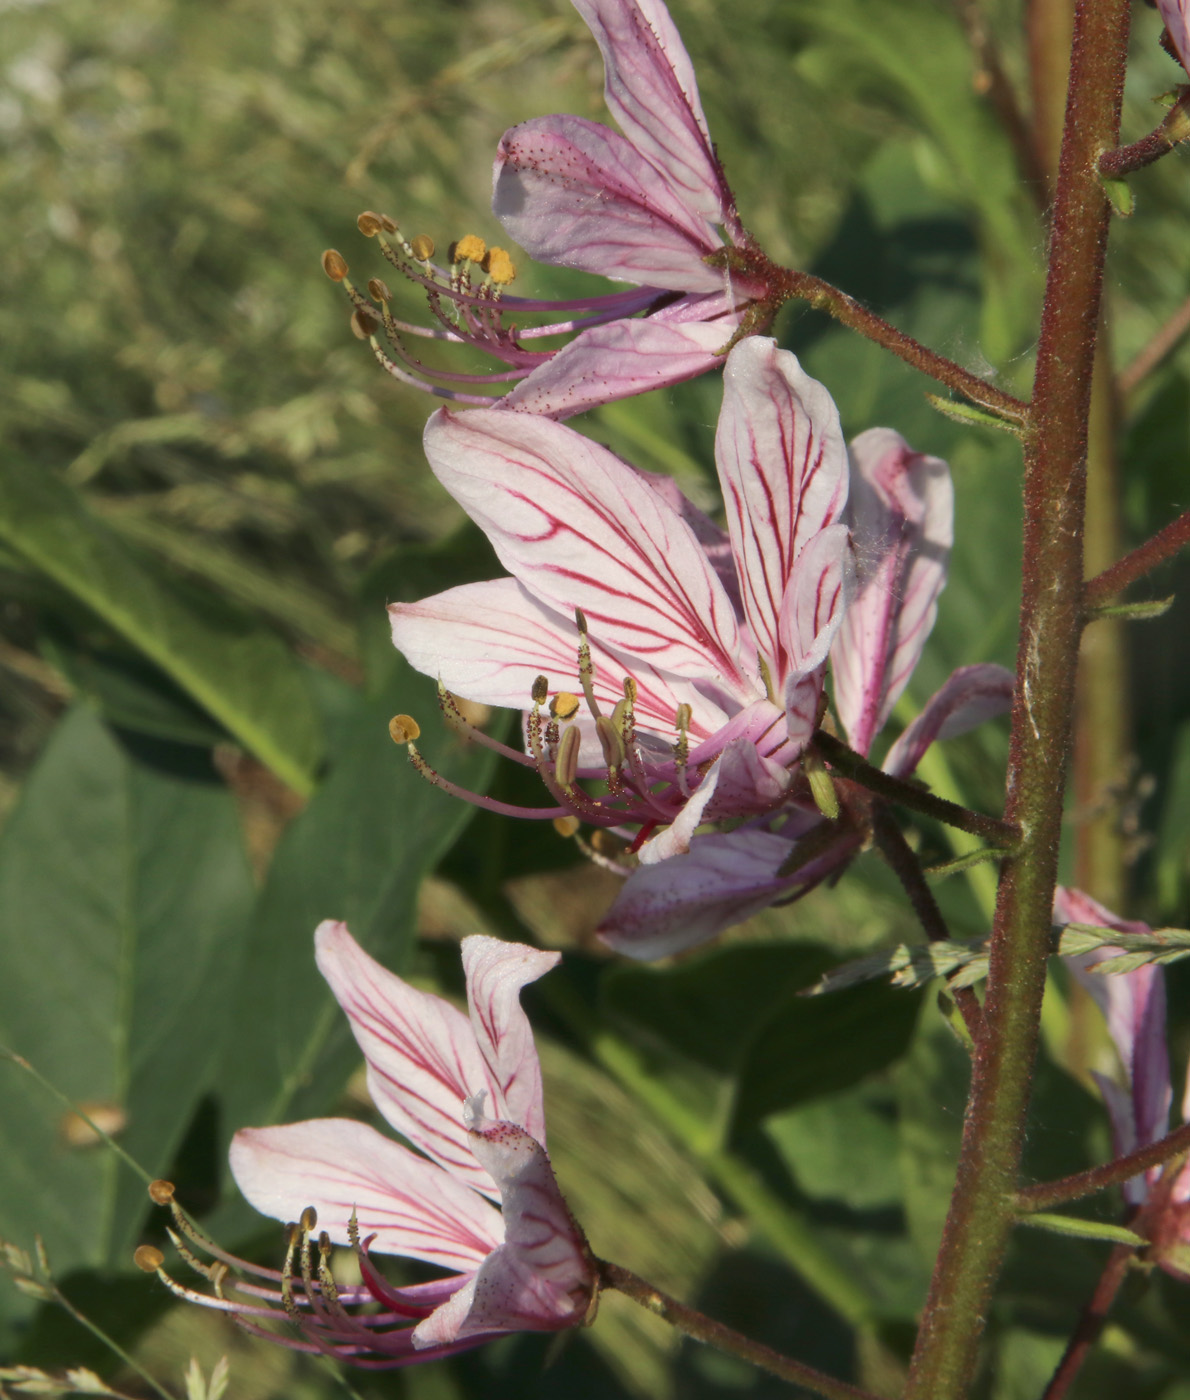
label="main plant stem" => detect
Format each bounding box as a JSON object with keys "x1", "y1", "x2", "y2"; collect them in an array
[{"x1": 903, "y1": 3, "x2": 1131, "y2": 1395}]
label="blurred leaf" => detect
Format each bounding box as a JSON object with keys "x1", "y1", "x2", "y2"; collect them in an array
[
  {"x1": 0, "y1": 706, "x2": 252, "y2": 1295},
  {"x1": 601, "y1": 944, "x2": 920, "y2": 1139},
  {"x1": 217, "y1": 661, "x2": 503, "y2": 1137},
  {"x1": 0, "y1": 456, "x2": 323, "y2": 795},
  {"x1": 765, "y1": 1083, "x2": 902, "y2": 1212}
]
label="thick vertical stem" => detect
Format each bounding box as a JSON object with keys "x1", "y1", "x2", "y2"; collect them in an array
[{"x1": 903, "y1": 3, "x2": 1131, "y2": 1396}]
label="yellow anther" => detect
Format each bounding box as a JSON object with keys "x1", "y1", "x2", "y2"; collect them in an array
[
  {"x1": 531, "y1": 675, "x2": 549, "y2": 706},
  {"x1": 484, "y1": 247, "x2": 516, "y2": 285},
  {"x1": 352, "y1": 307, "x2": 381, "y2": 339},
  {"x1": 148, "y1": 1179, "x2": 176, "y2": 1205},
  {"x1": 452, "y1": 234, "x2": 487, "y2": 264},
  {"x1": 367, "y1": 276, "x2": 392, "y2": 302},
  {"x1": 675, "y1": 703, "x2": 692, "y2": 732},
  {"x1": 379, "y1": 213, "x2": 398, "y2": 234},
  {"x1": 321, "y1": 248, "x2": 349, "y2": 281},
  {"x1": 133, "y1": 1245, "x2": 165, "y2": 1273},
  {"x1": 554, "y1": 815, "x2": 581, "y2": 838},
  {"x1": 300, "y1": 1205, "x2": 319, "y2": 1234},
  {"x1": 410, "y1": 234, "x2": 435, "y2": 261},
  {"x1": 357, "y1": 211, "x2": 385, "y2": 237},
  {"x1": 596, "y1": 714, "x2": 626, "y2": 770},
  {"x1": 551, "y1": 691, "x2": 581, "y2": 721},
  {"x1": 389, "y1": 714, "x2": 421, "y2": 744}
]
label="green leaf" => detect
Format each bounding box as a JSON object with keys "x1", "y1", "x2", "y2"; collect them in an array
[
  {"x1": 0, "y1": 706, "x2": 253, "y2": 1287},
  {"x1": 0, "y1": 455, "x2": 323, "y2": 795},
  {"x1": 1017, "y1": 1213, "x2": 1147, "y2": 1248},
  {"x1": 217, "y1": 651, "x2": 503, "y2": 1137}
]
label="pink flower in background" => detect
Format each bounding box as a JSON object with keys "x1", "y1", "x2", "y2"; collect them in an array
[
  {"x1": 1158, "y1": 0, "x2": 1190, "y2": 73},
  {"x1": 390, "y1": 337, "x2": 851, "y2": 864},
  {"x1": 356, "y1": 0, "x2": 774, "y2": 416},
  {"x1": 599, "y1": 430, "x2": 1014, "y2": 959},
  {"x1": 162, "y1": 925, "x2": 593, "y2": 1366},
  {"x1": 1055, "y1": 887, "x2": 1190, "y2": 1278}
]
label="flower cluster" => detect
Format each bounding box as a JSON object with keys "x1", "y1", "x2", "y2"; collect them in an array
[
  {"x1": 329, "y1": 0, "x2": 779, "y2": 417},
  {"x1": 148, "y1": 924, "x2": 594, "y2": 1366}
]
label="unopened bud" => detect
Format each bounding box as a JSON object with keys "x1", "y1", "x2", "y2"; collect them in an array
[
  {"x1": 555, "y1": 723, "x2": 582, "y2": 787},
  {"x1": 134, "y1": 1245, "x2": 164, "y2": 1273},
  {"x1": 553, "y1": 815, "x2": 581, "y2": 838},
  {"x1": 484, "y1": 247, "x2": 516, "y2": 285},
  {"x1": 351, "y1": 307, "x2": 381, "y2": 339},
  {"x1": 321, "y1": 249, "x2": 349, "y2": 281},
  {"x1": 300, "y1": 1206, "x2": 318, "y2": 1233},
  {"x1": 451, "y1": 234, "x2": 486, "y2": 264},
  {"x1": 357, "y1": 211, "x2": 384, "y2": 237},
  {"x1": 804, "y1": 748, "x2": 841, "y2": 821},
  {"x1": 550, "y1": 691, "x2": 580, "y2": 721},
  {"x1": 148, "y1": 1179, "x2": 175, "y2": 1205},
  {"x1": 410, "y1": 234, "x2": 435, "y2": 261},
  {"x1": 531, "y1": 675, "x2": 549, "y2": 705},
  {"x1": 367, "y1": 277, "x2": 392, "y2": 302},
  {"x1": 389, "y1": 714, "x2": 421, "y2": 744}
]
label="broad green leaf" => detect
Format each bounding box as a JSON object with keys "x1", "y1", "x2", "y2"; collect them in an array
[
  {"x1": 217, "y1": 657, "x2": 502, "y2": 1136},
  {"x1": 0, "y1": 455, "x2": 323, "y2": 795},
  {"x1": 765, "y1": 1083, "x2": 903, "y2": 1212},
  {"x1": 0, "y1": 706, "x2": 253, "y2": 1288}
]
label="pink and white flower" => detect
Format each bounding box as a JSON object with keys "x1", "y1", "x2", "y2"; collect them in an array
[
  {"x1": 354, "y1": 0, "x2": 775, "y2": 416},
  {"x1": 389, "y1": 337, "x2": 851, "y2": 863},
  {"x1": 1055, "y1": 887, "x2": 1190, "y2": 1278},
  {"x1": 599, "y1": 429, "x2": 1014, "y2": 958},
  {"x1": 1158, "y1": 0, "x2": 1190, "y2": 75},
  {"x1": 156, "y1": 924, "x2": 594, "y2": 1366}
]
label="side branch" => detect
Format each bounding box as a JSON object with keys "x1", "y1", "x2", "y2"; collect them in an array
[
  {"x1": 1015, "y1": 1119, "x2": 1190, "y2": 1211},
  {"x1": 596, "y1": 1259, "x2": 881, "y2": 1400},
  {"x1": 1082, "y1": 506, "x2": 1190, "y2": 610},
  {"x1": 813, "y1": 731, "x2": 1020, "y2": 848},
  {"x1": 1039, "y1": 1244, "x2": 1134, "y2": 1400},
  {"x1": 1098, "y1": 98, "x2": 1190, "y2": 177},
  {"x1": 776, "y1": 269, "x2": 1030, "y2": 424},
  {"x1": 1118, "y1": 291, "x2": 1190, "y2": 396}
]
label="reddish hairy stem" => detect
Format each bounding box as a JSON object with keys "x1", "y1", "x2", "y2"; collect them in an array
[
  {"x1": 812, "y1": 730, "x2": 1020, "y2": 847},
  {"x1": 903, "y1": 2, "x2": 1132, "y2": 1395},
  {"x1": 1039, "y1": 1243, "x2": 1134, "y2": 1400},
  {"x1": 1099, "y1": 99, "x2": 1190, "y2": 176},
  {"x1": 1017, "y1": 1119, "x2": 1190, "y2": 1211},
  {"x1": 870, "y1": 806, "x2": 983, "y2": 1039},
  {"x1": 596, "y1": 1260, "x2": 880, "y2": 1400},
  {"x1": 1082, "y1": 506, "x2": 1190, "y2": 610}
]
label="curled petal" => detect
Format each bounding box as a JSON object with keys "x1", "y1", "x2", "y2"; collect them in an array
[
  {"x1": 832, "y1": 429, "x2": 953, "y2": 756},
  {"x1": 500, "y1": 311, "x2": 737, "y2": 419},
  {"x1": 1055, "y1": 887, "x2": 1173, "y2": 1195},
  {"x1": 389, "y1": 577, "x2": 732, "y2": 746},
  {"x1": 716, "y1": 339, "x2": 850, "y2": 679},
  {"x1": 572, "y1": 0, "x2": 729, "y2": 224},
  {"x1": 422, "y1": 408, "x2": 755, "y2": 697},
  {"x1": 461, "y1": 936, "x2": 559, "y2": 1148},
  {"x1": 229, "y1": 1119, "x2": 503, "y2": 1271},
  {"x1": 882, "y1": 663, "x2": 1014, "y2": 778},
  {"x1": 600, "y1": 827, "x2": 820, "y2": 959},
  {"x1": 494, "y1": 116, "x2": 722, "y2": 291},
  {"x1": 315, "y1": 922, "x2": 501, "y2": 1196}
]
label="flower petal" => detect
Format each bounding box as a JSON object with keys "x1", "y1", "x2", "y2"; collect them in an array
[
  {"x1": 461, "y1": 936, "x2": 559, "y2": 1148},
  {"x1": 777, "y1": 523, "x2": 852, "y2": 677},
  {"x1": 389, "y1": 577, "x2": 733, "y2": 745},
  {"x1": 882, "y1": 664, "x2": 1014, "y2": 778},
  {"x1": 832, "y1": 429, "x2": 953, "y2": 756},
  {"x1": 715, "y1": 339, "x2": 849, "y2": 681},
  {"x1": 599, "y1": 826, "x2": 819, "y2": 958},
  {"x1": 493, "y1": 115, "x2": 722, "y2": 291},
  {"x1": 314, "y1": 921, "x2": 502, "y2": 1197},
  {"x1": 1158, "y1": 0, "x2": 1190, "y2": 71},
  {"x1": 423, "y1": 408, "x2": 756, "y2": 698},
  {"x1": 229, "y1": 1118, "x2": 503, "y2": 1271},
  {"x1": 501, "y1": 311, "x2": 736, "y2": 419},
  {"x1": 1055, "y1": 887, "x2": 1173, "y2": 1189},
  {"x1": 572, "y1": 0, "x2": 729, "y2": 224}
]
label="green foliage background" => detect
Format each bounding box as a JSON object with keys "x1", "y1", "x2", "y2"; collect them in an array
[{"x1": 1, "y1": 0, "x2": 1189, "y2": 1396}]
